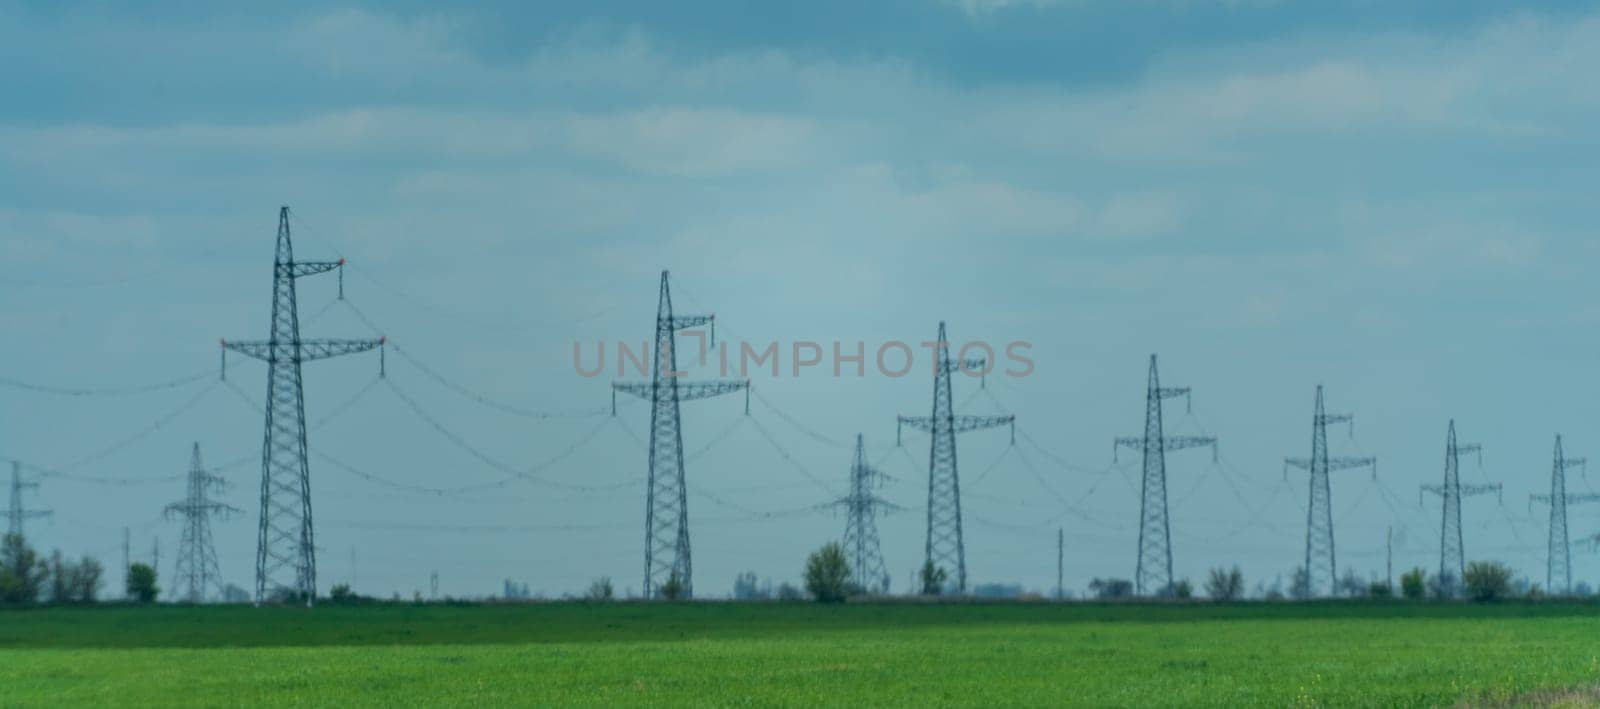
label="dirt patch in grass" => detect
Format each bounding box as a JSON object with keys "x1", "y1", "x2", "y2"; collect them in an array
[{"x1": 1461, "y1": 684, "x2": 1600, "y2": 708}]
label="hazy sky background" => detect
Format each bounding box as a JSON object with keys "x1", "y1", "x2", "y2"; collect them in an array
[{"x1": 3, "y1": 0, "x2": 1599, "y2": 598}]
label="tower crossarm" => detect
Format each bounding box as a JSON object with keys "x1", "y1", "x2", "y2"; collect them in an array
[
  {"x1": 1118, "y1": 435, "x2": 1216, "y2": 452},
  {"x1": 1557, "y1": 457, "x2": 1588, "y2": 472},
  {"x1": 223, "y1": 338, "x2": 384, "y2": 364},
  {"x1": 164, "y1": 500, "x2": 242, "y2": 519},
  {"x1": 613, "y1": 379, "x2": 747, "y2": 402},
  {"x1": 669, "y1": 314, "x2": 713, "y2": 331},
  {"x1": 899, "y1": 414, "x2": 1013, "y2": 435},
  {"x1": 1532, "y1": 492, "x2": 1600, "y2": 505},
  {"x1": 281, "y1": 260, "x2": 344, "y2": 279}
]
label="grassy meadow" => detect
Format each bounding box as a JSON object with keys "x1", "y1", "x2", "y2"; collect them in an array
[{"x1": 1, "y1": 601, "x2": 1597, "y2": 706}]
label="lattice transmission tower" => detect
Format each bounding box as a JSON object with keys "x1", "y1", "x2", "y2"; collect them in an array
[
  {"x1": 896, "y1": 321, "x2": 1013, "y2": 594},
  {"x1": 1531, "y1": 435, "x2": 1595, "y2": 595},
  {"x1": 613, "y1": 271, "x2": 747, "y2": 599},
  {"x1": 834, "y1": 434, "x2": 897, "y2": 594},
  {"x1": 222, "y1": 206, "x2": 384, "y2": 606},
  {"x1": 4, "y1": 462, "x2": 51, "y2": 538},
  {"x1": 1283, "y1": 386, "x2": 1375, "y2": 597},
  {"x1": 1421, "y1": 420, "x2": 1500, "y2": 592},
  {"x1": 1114, "y1": 355, "x2": 1216, "y2": 597},
  {"x1": 164, "y1": 443, "x2": 239, "y2": 603}
]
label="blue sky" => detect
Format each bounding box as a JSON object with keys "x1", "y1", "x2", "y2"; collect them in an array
[{"x1": 3, "y1": 1, "x2": 1599, "y2": 598}]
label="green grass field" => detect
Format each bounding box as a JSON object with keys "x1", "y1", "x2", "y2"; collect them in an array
[{"x1": 1, "y1": 601, "x2": 1597, "y2": 706}]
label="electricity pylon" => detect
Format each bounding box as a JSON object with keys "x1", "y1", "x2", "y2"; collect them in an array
[
  {"x1": 897, "y1": 321, "x2": 1013, "y2": 594},
  {"x1": 164, "y1": 443, "x2": 238, "y2": 603},
  {"x1": 222, "y1": 206, "x2": 384, "y2": 606},
  {"x1": 1421, "y1": 420, "x2": 1500, "y2": 592},
  {"x1": 834, "y1": 434, "x2": 898, "y2": 594},
  {"x1": 613, "y1": 270, "x2": 747, "y2": 599},
  {"x1": 3, "y1": 462, "x2": 50, "y2": 538},
  {"x1": 1283, "y1": 386, "x2": 1375, "y2": 597},
  {"x1": 1530, "y1": 435, "x2": 1595, "y2": 595},
  {"x1": 1114, "y1": 355, "x2": 1216, "y2": 597}
]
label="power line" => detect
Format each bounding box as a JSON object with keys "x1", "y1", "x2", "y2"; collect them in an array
[{"x1": 0, "y1": 368, "x2": 215, "y2": 398}]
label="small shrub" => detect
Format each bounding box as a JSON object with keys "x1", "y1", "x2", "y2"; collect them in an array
[
  {"x1": 1463, "y1": 561, "x2": 1513, "y2": 603},
  {"x1": 1368, "y1": 580, "x2": 1394, "y2": 598},
  {"x1": 1205, "y1": 566, "x2": 1245, "y2": 601},
  {"x1": 586, "y1": 577, "x2": 615, "y2": 602},
  {"x1": 919, "y1": 561, "x2": 948, "y2": 596},
  {"x1": 1088, "y1": 578, "x2": 1133, "y2": 600},
  {"x1": 126, "y1": 563, "x2": 159, "y2": 603},
  {"x1": 776, "y1": 583, "x2": 805, "y2": 601},
  {"x1": 1400, "y1": 568, "x2": 1426, "y2": 600},
  {"x1": 803, "y1": 543, "x2": 851, "y2": 603},
  {"x1": 1171, "y1": 579, "x2": 1194, "y2": 599},
  {"x1": 658, "y1": 570, "x2": 686, "y2": 601}
]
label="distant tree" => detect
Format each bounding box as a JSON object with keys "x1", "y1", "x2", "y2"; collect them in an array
[
  {"x1": 1205, "y1": 566, "x2": 1245, "y2": 601},
  {"x1": 1088, "y1": 578, "x2": 1133, "y2": 600},
  {"x1": 328, "y1": 583, "x2": 362, "y2": 605},
  {"x1": 221, "y1": 583, "x2": 251, "y2": 603},
  {"x1": 47, "y1": 550, "x2": 71, "y2": 603},
  {"x1": 0, "y1": 533, "x2": 47, "y2": 604},
  {"x1": 126, "y1": 563, "x2": 159, "y2": 603},
  {"x1": 1463, "y1": 561, "x2": 1513, "y2": 603},
  {"x1": 586, "y1": 577, "x2": 615, "y2": 601},
  {"x1": 1335, "y1": 567, "x2": 1366, "y2": 598},
  {"x1": 776, "y1": 582, "x2": 805, "y2": 601},
  {"x1": 1574, "y1": 581, "x2": 1594, "y2": 598},
  {"x1": 733, "y1": 571, "x2": 771, "y2": 600},
  {"x1": 1400, "y1": 568, "x2": 1426, "y2": 600},
  {"x1": 1289, "y1": 566, "x2": 1312, "y2": 600},
  {"x1": 919, "y1": 561, "x2": 948, "y2": 597},
  {"x1": 48, "y1": 554, "x2": 102, "y2": 604},
  {"x1": 1170, "y1": 579, "x2": 1194, "y2": 599},
  {"x1": 1367, "y1": 580, "x2": 1394, "y2": 598},
  {"x1": 658, "y1": 570, "x2": 686, "y2": 601},
  {"x1": 803, "y1": 543, "x2": 851, "y2": 603}
]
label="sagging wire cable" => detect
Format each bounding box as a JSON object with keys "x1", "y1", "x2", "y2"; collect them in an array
[
  {"x1": 0, "y1": 367, "x2": 216, "y2": 398},
  {"x1": 51, "y1": 380, "x2": 223, "y2": 474},
  {"x1": 748, "y1": 387, "x2": 850, "y2": 448},
  {"x1": 744, "y1": 414, "x2": 840, "y2": 496},
  {"x1": 342, "y1": 297, "x2": 614, "y2": 421}
]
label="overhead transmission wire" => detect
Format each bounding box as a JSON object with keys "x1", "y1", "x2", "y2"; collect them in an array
[
  {"x1": 748, "y1": 387, "x2": 849, "y2": 448},
  {"x1": 44, "y1": 379, "x2": 223, "y2": 475},
  {"x1": 222, "y1": 374, "x2": 631, "y2": 495},
  {"x1": 609, "y1": 413, "x2": 827, "y2": 520},
  {"x1": 287, "y1": 210, "x2": 618, "y2": 333},
  {"x1": 0, "y1": 368, "x2": 215, "y2": 398},
  {"x1": 341, "y1": 297, "x2": 615, "y2": 420}
]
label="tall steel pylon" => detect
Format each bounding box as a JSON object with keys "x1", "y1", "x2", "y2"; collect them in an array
[
  {"x1": 3, "y1": 462, "x2": 50, "y2": 538},
  {"x1": 897, "y1": 321, "x2": 1013, "y2": 594},
  {"x1": 222, "y1": 206, "x2": 384, "y2": 606},
  {"x1": 1283, "y1": 386, "x2": 1375, "y2": 597},
  {"x1": 1531, "y1": 435, "x2": 1595, "y2": 595},
  {"x1": 164, "y1": 443, "x2": 239, "y2": 603},
  {"x1": 1114, "y1": 355, "x2": 1216, "y2": 597},
  {"x1": 1421, "y1": 420, "x2": 1500, "y2": 591},
  {"x1": 613, "y1": 270, "x2": 747, "y2": 599},
  {"x1": 834, "y1": 434, "x2": 897, "y2": 593}
]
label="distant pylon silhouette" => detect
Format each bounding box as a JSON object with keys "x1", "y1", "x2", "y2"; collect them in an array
[
  {"x1": 222, "y1": 206, "x2": 384, "y2": 606},
  {"x1": 613, "y1": 271, "x2": 747, "y2": 599},
  {"x1": 1114, "y1": 355, "x2": 1216, "y2": 597},
  {"x1": 1283, "y1": 386, "x2": 1374, "y2": 597},
  {"x1": 835, "y1": 434, "x2": 897, "y2": 593},
  {"x1": 1421, "y1": 420, "x2": 1500, "y2": 591},
  {"x1": 897, "y1": 321, "x2": 1012, "y2": 594},
  {"x1": 165, "y1": 443, "x2": 239, "y2": 603},
  {"x1": 1530, "y1": 435, "x2": 1595, "y2": 595}
]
